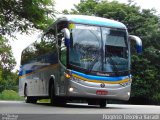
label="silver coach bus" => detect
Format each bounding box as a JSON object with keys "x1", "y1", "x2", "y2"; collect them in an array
[{"x1": 19, "y1": 15, "x2": 142, "y2": 107}]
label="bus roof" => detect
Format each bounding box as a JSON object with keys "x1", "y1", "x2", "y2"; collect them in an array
[{"x1": 57, "y1": 15, "x2": 126, "y2": 29}]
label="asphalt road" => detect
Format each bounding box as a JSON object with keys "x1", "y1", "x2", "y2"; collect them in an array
[{"x1": 0, "y1": 101, "x2": 160, "y2": 120}]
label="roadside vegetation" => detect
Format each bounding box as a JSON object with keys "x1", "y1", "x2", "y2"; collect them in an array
[
  {"x1": 0, "y1": 90, "x2": 24, "y2": 100},
  {"x1": 0, "y1": 0, "x2": 55, "y2": 100},
  {"x1": 0, "y1": 0, "x2": 160, "y2": 104}
]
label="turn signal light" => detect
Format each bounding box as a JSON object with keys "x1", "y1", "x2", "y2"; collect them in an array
[{"x1": 64, "y1": 72, "x2": 71, "y2": 78}]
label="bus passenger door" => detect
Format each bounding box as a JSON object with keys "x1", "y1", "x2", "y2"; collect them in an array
[
  {"x1": 57, "y1": 21, "x2": 69, "y2": 95},
  {"x1": 59, "y1": 46, "x2": 67, "y2": 95}
]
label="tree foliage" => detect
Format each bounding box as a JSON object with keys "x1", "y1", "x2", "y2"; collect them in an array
[
  {"x1": 0, "y1": 36, "x2": 17, "y2": 92},
  {"x1": 0, "y1": 0, "x2": 55, "y2": 93},
  {"x1": 0, "y1": 0, "x2": 55, "y2": 35},
  {"x1": 0, "y1": 36, "x2": 16, "y2": 70},
  {"x1": 67, "y1": 0, "x2": 160, "y2": 104}
]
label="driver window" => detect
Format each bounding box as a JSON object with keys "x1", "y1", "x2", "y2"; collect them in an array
[{"x1": 57, "y1": 21, "x2": 68, "y2": 66}]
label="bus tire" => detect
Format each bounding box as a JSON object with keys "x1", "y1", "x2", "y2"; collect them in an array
[
  {"x1": 50, "y1": 83, "x2": 57, "y2": 105},
  {"x1": 50, "y1": 83, "x2": 66, "y2": 106},
  {"x1": 99, "y1": 99, "x2": 107, "y2": 108},
  {"x1": 24, "y1": 85, "x2": 37, "y2": 103},
  {"x1": 50, "y1": 83, "x2": 60, "y2": 106}
]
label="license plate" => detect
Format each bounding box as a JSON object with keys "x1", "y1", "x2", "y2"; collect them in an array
[{"x1": 96, "y1": 90, "x2": 108, "y2": 95}]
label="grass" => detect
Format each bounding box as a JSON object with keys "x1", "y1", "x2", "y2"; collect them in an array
[
  {"x1": 0, "y1": 90, "x2": 24, "y2": 101},
  {"x1": 37, "y1": 99, "x2": 50, "y2": 103}
]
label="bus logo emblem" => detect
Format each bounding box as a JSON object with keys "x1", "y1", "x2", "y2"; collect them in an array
[{"x1": 100, "y1": 83, "x2": 105, "y2": 88}]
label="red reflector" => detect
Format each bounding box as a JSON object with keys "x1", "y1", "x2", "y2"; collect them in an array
[{"x1": 96, "y1": 90, "x2": 108, "y2": 95}]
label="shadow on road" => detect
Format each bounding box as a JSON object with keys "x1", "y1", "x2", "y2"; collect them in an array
[{"x1": 35, "y1": 102, "x2": 124, "y2": 109}]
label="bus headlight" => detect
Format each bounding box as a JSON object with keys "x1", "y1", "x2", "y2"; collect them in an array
[
  {"x1": 69, "y1": 87, "x2": 74, "y2": 92},
  {"x1": 120, "y1": 81, "x2": 131, "y2": 87},
  {"x1": 120, "y1": 77, "x2": 132, "y2": 87}
]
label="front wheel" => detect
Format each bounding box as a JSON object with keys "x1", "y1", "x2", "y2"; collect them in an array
[
  {"x1": 50, "y1": 83, "x2": 66, "y2": 106},
  {"x1": 99, "y1": 100, "x2": 107, "y2": 108}
]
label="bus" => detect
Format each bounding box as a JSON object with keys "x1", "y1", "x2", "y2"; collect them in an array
[{"x1": 19, "y1": 15, "x2": 142, "y2": 107}]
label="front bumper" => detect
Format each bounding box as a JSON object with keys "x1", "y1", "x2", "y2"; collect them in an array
[{"x1": 67, "y1": 79, "x2": 131, "y2": 101}]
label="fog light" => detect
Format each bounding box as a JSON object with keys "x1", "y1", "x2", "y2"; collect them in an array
[
  {"x1": 127, "y1": 92, "x2": 130, "y2": 96},
  {"x1": 69, "y1": 87, "x2": 74, "y2": 92}
]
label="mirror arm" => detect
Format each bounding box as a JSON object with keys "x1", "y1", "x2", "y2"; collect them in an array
[
  {"x1": 61, "y1": 28, "x2": 70, "y2": 39},
  {"x1": 61, "y1": 28, "x2": 70, "y2": 47}
]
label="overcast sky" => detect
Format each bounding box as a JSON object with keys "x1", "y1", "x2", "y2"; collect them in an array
[{"x1": 11, "y1": 0, "x2": 160, "y2": 71}]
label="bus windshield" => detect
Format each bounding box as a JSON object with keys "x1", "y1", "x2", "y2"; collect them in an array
[{"x1": 69, "y1": 24, "x2": 129, "y2": 74}]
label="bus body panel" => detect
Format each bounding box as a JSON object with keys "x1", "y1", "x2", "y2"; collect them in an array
[{"x1": 19, "y1": 50, "x2": 59, "y2": 97}]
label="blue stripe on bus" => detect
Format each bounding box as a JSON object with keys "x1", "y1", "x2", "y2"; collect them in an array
[{"x1": 71, "y1": 70, "x2": 130, "y2": 81}]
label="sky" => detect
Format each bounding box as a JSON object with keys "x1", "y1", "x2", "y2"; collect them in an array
[{"x1": 11, "y1": 0, "x2": 160, "y2": 71}]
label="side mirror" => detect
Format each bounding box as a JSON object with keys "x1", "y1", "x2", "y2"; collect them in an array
[
  {"x1": 18, "y1": 66, "x2": 22, "y2": 76},
  {"x1": 61, "y1": 28, "x2": 70, "y2": 47},
  {"x1": 129, "y1": 35, "x2": 142, "y2": 54}
]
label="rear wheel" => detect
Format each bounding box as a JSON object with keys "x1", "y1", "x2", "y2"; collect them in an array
[
  {"x1": 24, "y1": 85, "x2": 37, "y2": 103},
  {"x1": 50, "y1": 83, "x2": 56, "y2": 105}
]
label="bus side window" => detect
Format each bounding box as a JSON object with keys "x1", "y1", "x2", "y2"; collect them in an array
[{"x1": 57, "y1": 21, "x2": 68, "y2": 66}]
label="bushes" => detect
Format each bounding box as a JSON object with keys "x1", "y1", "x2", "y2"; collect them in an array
[
  {"x1": 0, "y1": 90, "x2": 24, "y2": 100},
  {"x1": 152, "y1": 93, "x2": 160, "y2": 104}
]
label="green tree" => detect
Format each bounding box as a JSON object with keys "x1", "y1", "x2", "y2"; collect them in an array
[
  {"x1": 0, "y1": 0, "x2": 55, "y2": 35},
  {"x1": 0, "y1": 67, "x2": 3, "y2": 83},
  {"x1": 0, "y1": 36, "x2": 16, "y2": 70},
  {"x1": 0, "y1": 0, "x2": 55, "y2": 93},
  {"x1": 68, "y1": 0, "x2": 160, "y2": 104},
  {"x1": 0, "y1": 36, "x2": 17, "y2": 92}
]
